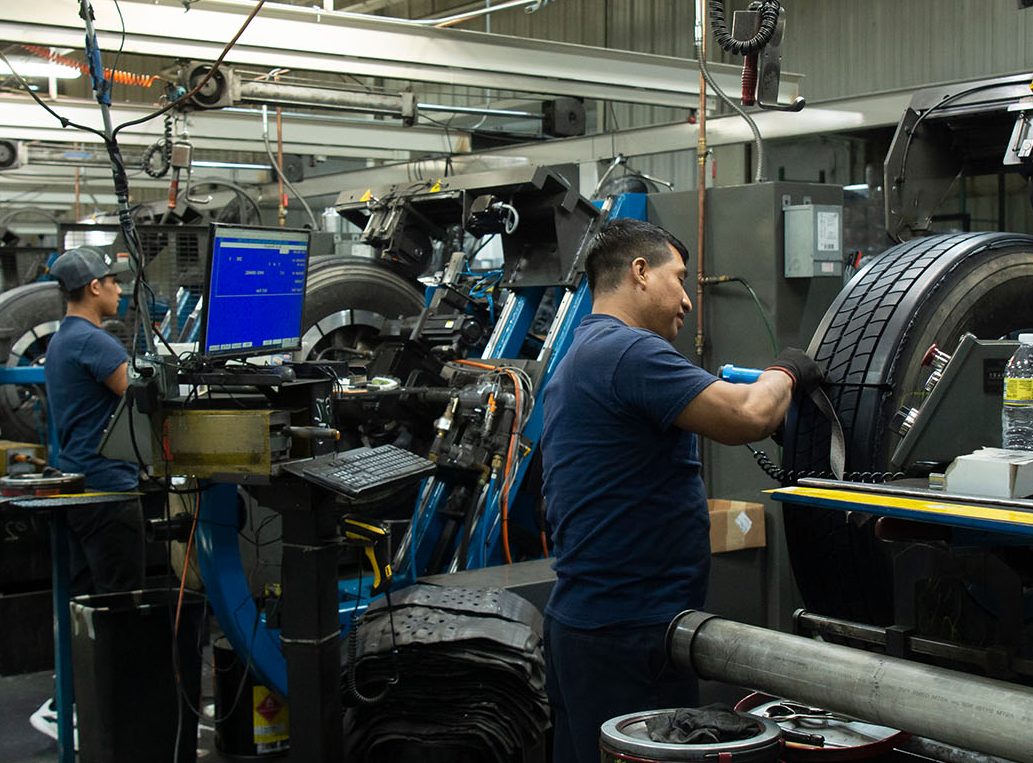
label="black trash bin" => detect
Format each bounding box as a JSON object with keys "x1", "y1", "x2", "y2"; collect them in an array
[{"x1": 70, "y1": 589, "x2": 206, "y2": 763}]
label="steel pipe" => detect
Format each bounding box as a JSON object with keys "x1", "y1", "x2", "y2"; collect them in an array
[
  {"x1": 239, "y1": 80, "x2": 410, "y2": 117},
  {"x1": 667, "y1": 611, "x2": 1033, "y2": 763}
]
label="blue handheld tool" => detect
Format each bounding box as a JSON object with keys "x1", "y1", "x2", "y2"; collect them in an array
[{"x1": 718, "y1": 364, "x2": 763, "y2": 383}]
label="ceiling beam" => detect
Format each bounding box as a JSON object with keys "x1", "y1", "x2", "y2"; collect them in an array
[
  {"x1": 0, "y1": 89, "x2": 912, "y2": 221},
  {"x1": 0, "y1": 96, "x2": 461, "y2": 159},
  {"x1": 2, "y1": 0, "x2": 801, "y2": 109},
  {"x1": 0, "y1": 190, "x2": 120, "y2": 207},
  {"x1": 270, "y1": 90, "x2": 914, "y2": 200}
]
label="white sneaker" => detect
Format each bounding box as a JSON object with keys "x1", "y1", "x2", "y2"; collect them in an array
[{"x1": 29, "y1": 698, "x2": 78, "y2": 749}]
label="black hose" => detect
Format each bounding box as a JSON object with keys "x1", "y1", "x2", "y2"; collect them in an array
[
  {"x1": 695, "y1": 36, "x2": 767, "y2": 182},
  {"x1": 709, "y1": 0, "x2": 780, "y2": 55},
  {"x1": 179, "y1": 178, "x2": 263, "y2": 225}
]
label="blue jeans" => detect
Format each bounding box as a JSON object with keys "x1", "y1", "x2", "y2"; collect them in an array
[{"x1": 545, "y1": 616, "x2": 699, "y2": 763}]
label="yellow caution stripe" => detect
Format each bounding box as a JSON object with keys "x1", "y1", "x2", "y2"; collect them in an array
[
  {"x1": 52, "y1": 491, "x2": 143, "y2": 499},
  {"x1": 770, "y1": 486, "x2": 1033, "y2": 528}
]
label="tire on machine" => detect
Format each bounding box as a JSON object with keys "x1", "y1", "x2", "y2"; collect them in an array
[
  {"x1": 781, "y1": 232, "x2": 1033, "y2": 625},
  {"x1": 299, "y1": 257, "x2": 425, "y2": 361},
  {"x1": 0, "y1": 282, "x2": 64, "y2": 444}
]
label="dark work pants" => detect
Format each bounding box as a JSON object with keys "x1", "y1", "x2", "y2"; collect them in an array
[
  {"x1": 544, "y1": 615, "x2": 699, "y2": 763},
  {"x1": 67, "y1": 498, "x2": 146, "y2": 596}
]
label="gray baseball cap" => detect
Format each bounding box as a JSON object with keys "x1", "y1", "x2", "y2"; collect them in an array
[{"x1": 50, "y1": 246, "x2": 131, "y2": 291}]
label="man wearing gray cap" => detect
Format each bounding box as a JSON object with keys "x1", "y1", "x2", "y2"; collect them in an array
[
  {"x1": 31, "y1": 246, "x2": 144, "y2": 742},
  {"x1": 44, "y1": 246, "x2": 143, "y2": 595}
]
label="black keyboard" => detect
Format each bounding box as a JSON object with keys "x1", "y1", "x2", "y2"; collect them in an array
[{"x1": 301, "y1": 445, "x2": 436, "y2": 498}]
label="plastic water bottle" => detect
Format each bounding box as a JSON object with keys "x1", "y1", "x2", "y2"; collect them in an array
[{"x1": 1002, "y1": 334, "x2": 1033, "y2": 450}]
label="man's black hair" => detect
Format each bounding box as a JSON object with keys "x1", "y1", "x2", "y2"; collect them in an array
[
  {"x1": 584, "y1": 218, "x2": 689, "y2": 295},
  {"x1": 65, "y1": 285, "x2": 87, "y2": 303}
]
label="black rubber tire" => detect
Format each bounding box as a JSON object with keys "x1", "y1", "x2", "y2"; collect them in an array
[
  {"x1": 782, "y1": 232, "x2": 1033, "y2": 624},
  {"x1": 0, "y1": 282, "x2": 64, "y2": 444},
  {"x1": 300, "y1": 257, "x2": 424, "y2": 360}
]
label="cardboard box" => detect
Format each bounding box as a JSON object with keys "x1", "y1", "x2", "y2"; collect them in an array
[
  {"x1": 944, "y1": 447, "x2": 1033, "y2": 498},
  {"x1": 708, "y1": 499, "x2": 766, "y2": 554}
]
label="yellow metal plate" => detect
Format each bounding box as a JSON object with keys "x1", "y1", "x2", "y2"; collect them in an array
[
  {"x1": 770, "y1": 485, "x2": 1033, "y2": 529},
  {"x1": 159, "y1": 409, "x2": 274, "y2": 478}
]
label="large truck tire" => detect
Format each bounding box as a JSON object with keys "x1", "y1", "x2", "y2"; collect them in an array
[
  {"x1": 0, "y1": 282, "x2": 64, "y2": 444},
  {"x1": 782, "y1": 232, "x2": 1033, "y2": 624},
  {"x1": 300, "y1": 258, "x2": 424, "y2": 361}
]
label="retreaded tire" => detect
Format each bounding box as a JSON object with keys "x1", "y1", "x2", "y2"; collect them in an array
[
  {"x1": 300, "y1": 258, "x2": 424, "y2": 361},
  {"x1": 782, "y1": 232, "x2": 1033, "y2": 624},
  {"x1": 0, "y1": 282, "x2": 64, "y2": 443}
]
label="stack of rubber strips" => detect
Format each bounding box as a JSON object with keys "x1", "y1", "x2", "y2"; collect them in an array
[{"x1": 342, "y1": 584, "x2": 549, "y2": 762}]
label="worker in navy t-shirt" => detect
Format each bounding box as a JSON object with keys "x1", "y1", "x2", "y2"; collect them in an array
[
  {"x1": 45, "y1": 246, "x2": 143, "y2": 596},
  {"x1": 540, "y1": 219, "x2": 823, "y2": 763}
]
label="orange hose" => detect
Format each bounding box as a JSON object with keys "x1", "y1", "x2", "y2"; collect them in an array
[
  {"x1": 498, "y1": 368, "x2": 522, "y2": 564},
  {"x1": 455, "y1": 359, "x2": 496, "y2": 371},
  {"x1": 456, "y1": 360, "x2": 521, "y2": 563},
  {"x1": 22, "y1": 44, "x2": 160, "y2": 88}
]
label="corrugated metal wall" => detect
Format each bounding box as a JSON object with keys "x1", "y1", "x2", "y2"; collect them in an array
[
  {"x1": 454, "y1": 0, "x2": 1033, "y2": 102},
  {"x1": 401, "y1": 0, "x2": 1033, "y2": 192},
  {"x1": 783, "y1": 0, "x2": 1033, "y2": 102}
]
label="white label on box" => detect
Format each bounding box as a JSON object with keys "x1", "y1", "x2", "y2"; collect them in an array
[
  {"x1": 821, "y1": 261, "x2": 835, "y2": 273},
  {"x1": 817, "y1": 211, "x2": 840, "y2": 251},
  {"x1": 735, "y1": 510, "x2": 753, "y2": 535}
]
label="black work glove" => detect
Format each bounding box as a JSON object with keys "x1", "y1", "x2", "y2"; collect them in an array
[{"x1": 766, "y1": 347, "x2": 824, "y2": 397}]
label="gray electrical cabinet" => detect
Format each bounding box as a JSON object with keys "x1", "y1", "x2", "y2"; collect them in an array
[{"x1": 784, "y1": 203, "x2": 843, "y2": 278}]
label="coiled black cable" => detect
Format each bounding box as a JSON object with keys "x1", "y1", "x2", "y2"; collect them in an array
[
  {"x1": 344, "y1": 584, "x2": 400, "y2": 706},
  {"x1": 142, "y1": 113, "x2": 173, "y2": 178},
  {"x1": 746, "y1": 444, "x2": 905, "y2": 486},
  {"x1": 345, "y1": 621, "x2": 392, "y2": 704},
  {"x1": 709, "y1": 0, "x2": 781, "y2": 55}
]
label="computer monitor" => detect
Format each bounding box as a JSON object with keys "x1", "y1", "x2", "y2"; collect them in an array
[{"x1": 199, "y1": 224, "x2": 311, "y2": 359}]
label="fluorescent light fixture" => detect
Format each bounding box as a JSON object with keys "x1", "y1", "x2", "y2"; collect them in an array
[
  {"x1": 193, "y1": 160, "x2": 272, "y2": 171},
  {"x1": 843, "y1": 183, "x2": 869, "y2": 192},
  {"x1": 0, "y1": 58, "x2": 81, "y2": 80}
]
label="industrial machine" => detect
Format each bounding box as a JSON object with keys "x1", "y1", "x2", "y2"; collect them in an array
[
  {"x1": 699, "y1": 79, "x2": 1033, "y2": 763},
  {"x1": 167, "y1": 82, "x2": 1033, "y2": 762},
  {"x1": 776, "y1": 76, "x2": 1033, "y2": 638},
  {"x1": 12, "y1": 69, "x2": 1033, "y2": 763},
  {"x1": 92, "y1": 165, "x2": 611, "y2": 760}
]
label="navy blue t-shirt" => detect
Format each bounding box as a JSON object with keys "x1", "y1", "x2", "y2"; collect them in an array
[
  {"x1": 45, "y1": 316, "x2": 137, "y2": 491},
  {"x1": 541, "y1": 314, "x2": 719, "y2": 629}
]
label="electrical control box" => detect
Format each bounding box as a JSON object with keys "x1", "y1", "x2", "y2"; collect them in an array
[{"x1": 784, "y1": 203, "x2": 843, "y2": 278}]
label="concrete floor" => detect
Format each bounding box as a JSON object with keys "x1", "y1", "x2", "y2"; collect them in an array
[{"x1": 0, "y1": 665, "x2": 270, "y2": 763}]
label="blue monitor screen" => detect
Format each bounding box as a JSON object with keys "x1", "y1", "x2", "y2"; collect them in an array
[{"x1": 200, "y1": 225, "x2": 310, "y2": 358}]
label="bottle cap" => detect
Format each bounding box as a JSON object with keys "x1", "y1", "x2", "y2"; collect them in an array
[{"x1": 1020, "y1": 333, "x2": 1033, "y2": 345}]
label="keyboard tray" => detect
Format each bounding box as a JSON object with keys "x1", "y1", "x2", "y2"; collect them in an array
[{"x1": 288, "y1": 445, "x2": 435, "y2": 499}]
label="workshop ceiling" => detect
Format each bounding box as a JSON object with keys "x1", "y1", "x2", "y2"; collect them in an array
[{"x1": 0, "y1": 0, "x2": 796, "y2": 234}]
